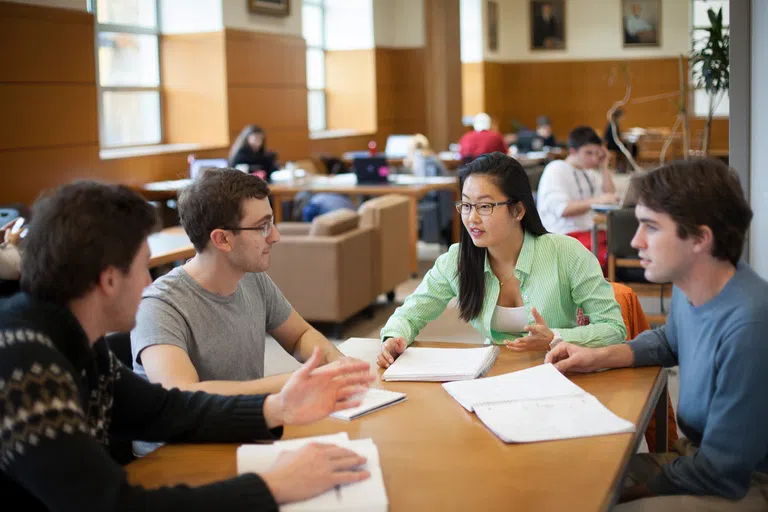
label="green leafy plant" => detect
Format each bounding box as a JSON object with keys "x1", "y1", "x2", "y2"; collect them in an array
[{"x1": 691, "y1": 7, "x2": 729, "y2": 155}]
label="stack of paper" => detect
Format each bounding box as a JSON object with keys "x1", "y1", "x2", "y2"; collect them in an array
[
  {"x1": 443, "y1": 363, "x2": 635, "y2": 443},
  {"x1": 381, "y1": 345, "x2": 500, "y2": 382},
  {"x1": 330, "y1": 388, "x2": 406, "y2": 420},
  {"x1": 237, "y1": 433, "x2": 388, "y2": 511}
]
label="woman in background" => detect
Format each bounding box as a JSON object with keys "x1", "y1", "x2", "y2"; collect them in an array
[
  {"x1": 377, "y1": 152, "x2": 626, "y2": 367},
  {"x1": 404, "y1": 134, "x2": 447, "y2": 177},
  {"x1": 229, "y1": 125, "x2": 278, "y2": 181}
]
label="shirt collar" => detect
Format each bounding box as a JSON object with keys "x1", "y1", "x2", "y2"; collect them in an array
[{"x1": 483, "y1": 231, "x2": 536, "y2": 277}]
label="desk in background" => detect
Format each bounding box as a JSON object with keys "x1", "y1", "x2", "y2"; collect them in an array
[
  {"x1": 148, "y1": 226, "x2": 194, "y2": 269},
  {"x1": 269, "y1": 175, "x2": 460, "y2": 275},
  {"x1": 126, "y1": 339, "x2": 668, "y2": 512}
]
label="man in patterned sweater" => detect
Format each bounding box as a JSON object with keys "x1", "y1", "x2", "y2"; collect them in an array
[{"x1": 0, "y1": 181, "x2": 374, "y2": 511}]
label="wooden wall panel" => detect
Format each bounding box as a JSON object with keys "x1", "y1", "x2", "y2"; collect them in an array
[
  {"x1": 161, "y1": 32, "x2": 229, "y2": 147},
  {"x1": 0, "y1": 1, "x2": 99, "y2": 205},
  {"x1": 481, "y1": 57, "x2": 728, "y2": 151},
  {"x1": 0, "y1": 83, "x2": 98, "y2": 150},
  {"x1": 0, "y1": 2, "x2": 95, "y2": 83},
  {"x1": 98, "y1": 147, "x2": 228, "y2": 186},
  {"x1": 0, "y1": 146, "x2": 98, "y2": 205},
  {"x1": 325, "y1": 50, "x2": 377, "y2": 134},
  {"x1": 462, "y1": 62, "x2": 484, "y2": 119},
  {"x1": 224, "y1": 28, "x2": 309, "y2": 163}
]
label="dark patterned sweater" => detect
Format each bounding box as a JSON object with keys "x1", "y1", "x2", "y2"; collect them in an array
[{"x1": 0, "y1": 293, "x2": 282, "y2": 511}]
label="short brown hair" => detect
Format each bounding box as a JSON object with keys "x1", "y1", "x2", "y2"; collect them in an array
[
  {"x1": 21, "y1": 181, "x2": 156, "y2": 304},
  {"x1": 633, "y1": 159, "x2": 752, "y2": 265},
  {"x1": 178, "y1": 168, "x2": 270, "y2": 252}
]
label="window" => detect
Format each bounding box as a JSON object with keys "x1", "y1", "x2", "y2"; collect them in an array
[
  {"x1": 89, "y1": 0, "x2": 162, "y2": 148},
  {"x1": 302, "y1": 0, "x2": 327, "y2": 132},
  {"x1": 691, "y1": 0, "x2": 729, "y2": 118}
]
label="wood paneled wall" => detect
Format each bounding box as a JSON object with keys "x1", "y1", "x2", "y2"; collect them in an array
[
  {"x1": 0, "y1": 2, "x2": 99, "y2": 205},
  {"x1": 325, "y1": 50, "x2": 377, "y2": 134},
  {"x1": 224, "y1": 29, "x2": 309, "y2": 162},
  {"x1": 466, "y1": 57, "x2": 729, "y2": 151},
  {"x1": 161, "y1": 32, "x2": 229, "y2": 147},
  {"x1": 462, "y1": 62, "x2": 484, "y2": 119},
  {"x1": 376, "y1": 48, "x2": 427, "y2": 136}
]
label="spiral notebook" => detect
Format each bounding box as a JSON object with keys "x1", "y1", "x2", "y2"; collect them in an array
[
  {"x1": 331, "y1": 388, "x2": 407, "y2": 421},
  {"x1": 443, "y1": 364, "x2": 635, "y2": 443},
  {"x1": 381, "y1": 345, "x2": 500, "y2": 382},
  {"x1": 237, "y1": 433, "x2": 388, "y2": 511}
]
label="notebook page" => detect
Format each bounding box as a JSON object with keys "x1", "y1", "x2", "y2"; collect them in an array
[
  {"x1": 237, "y1": 438, "x2": 388, "y2": 512},
  {"x1": 474, "y1": 393, "x2": 635, "y2": 443},
  {"x1": 331, "y1": 388, "x2": 407, "y2": 420},
  {"x1": 442, "y1": 363, "x2": 585, "y2": 412},
  {"x1": 382, "y1": 346, "x2": 499, "y2": 382},
  {"x1": 338, "y1": 338, "x2": 383, "y2": 366}
]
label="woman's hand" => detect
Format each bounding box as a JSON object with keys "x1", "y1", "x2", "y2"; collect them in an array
[{"x1": 504, "y1": 307, "x2": 554, "y2": 352}]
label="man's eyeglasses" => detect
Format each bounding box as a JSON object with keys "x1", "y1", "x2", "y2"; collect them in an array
[
  {"x1": 455, "y1": 201, "x2": 514, "y2": 216},
  {"x1": 223, "y1": 217, "x2": 274, "y2": 238}
]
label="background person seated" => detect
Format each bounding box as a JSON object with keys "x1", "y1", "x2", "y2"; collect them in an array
[
  {"x1": 536, "y1": 126, "x2": 618, "y2": 267},
  {"x1": 535, "y1": 115, "x2": 557, "y2": 148},
  {"x1": 458, "y1": 113, "x2": 508, "y2": 161},
  {"x1": 229, "y1": 124, "x2": 278, "y2": 182}
]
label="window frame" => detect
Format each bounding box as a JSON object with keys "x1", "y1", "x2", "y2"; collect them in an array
[
  {"x1": 303, "y1": 0, "x2": 327, "y2": 133},
  {"x1": 89, "y1": 0, "x2": 164, "y2": 149},
  {"x1": 690, "y1": 0, "x2": 729, "y2": 119}
]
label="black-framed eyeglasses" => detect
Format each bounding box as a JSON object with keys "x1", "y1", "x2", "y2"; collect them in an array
[
  {"x1": 455, "y1": 200, "x2": 514, "y2": 216},
  {"x1": 222, "y1": 217, "x2": 274, "y2": 238}
]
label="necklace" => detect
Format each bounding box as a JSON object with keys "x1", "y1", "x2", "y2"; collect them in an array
[{"x1": 499, "y1": 271, "x2": 516, "y2": 287}]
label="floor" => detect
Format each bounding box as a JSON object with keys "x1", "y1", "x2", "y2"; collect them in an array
[{"x1": 263, "y1": 241, "x2": 681, "y2": 453}]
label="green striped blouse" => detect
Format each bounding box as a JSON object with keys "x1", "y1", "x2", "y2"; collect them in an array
[{"x1": 381, "y1": 232, "x2": 627, "y2": 346}]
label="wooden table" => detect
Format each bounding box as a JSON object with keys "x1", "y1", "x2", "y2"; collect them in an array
[
  {"x1": 148, "y1": 226, "x2": 195, "y2": 268},
  {"x1": 270, "y1": 176, "x2": 461, "y2": 275},
  {"x1": 126, "y1": 339, "x2": 667, "y2": 511}
]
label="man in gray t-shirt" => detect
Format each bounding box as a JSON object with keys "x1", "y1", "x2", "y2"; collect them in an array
[
  {"x1": 132, "y1": 266, "x2": 291, "y2": 383},
  {"x1": 130, "y1": 169, "x2": 349, "y2": 429}
]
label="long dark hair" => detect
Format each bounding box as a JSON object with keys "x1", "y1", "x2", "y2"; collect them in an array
[
  {"x1": 456, "y1": 152, "x2": 548, "y2": 322},
  {"x1": 228, "y1": 124, "x2": 266, "y2": 163}
]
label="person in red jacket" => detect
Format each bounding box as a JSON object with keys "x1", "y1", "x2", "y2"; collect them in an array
[{"x1": 458, "y1": 113, "x2": 508, "y2": 161}]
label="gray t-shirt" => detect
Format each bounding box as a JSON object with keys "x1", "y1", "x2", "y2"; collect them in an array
[{"x1": 131, "y1": 266, "x2": 292, "y2": 382}]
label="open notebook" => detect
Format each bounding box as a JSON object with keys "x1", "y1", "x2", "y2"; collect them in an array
[
  {"x1": 443, "y1": 363, "x2": 635, "y2": 443},
  {"x1": 331, "y1": 388, "x2": 407, "y2": 421},
  {"x1": 381, "y1": 345, "x2": 500, "y2": 382},
  {"x1": 237, "y1": 433, "x2": 388, "y2": 512}
]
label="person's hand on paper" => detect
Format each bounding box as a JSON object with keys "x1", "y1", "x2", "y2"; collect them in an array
[
  {"x1": 261, "y1": 443, "x2": 370, "y2": 504},
  {"x1": 266, "y1": 348, "x2": 374, "y2": 426},
  {"x1": 545, "y1": 342, "x2": 601, "y2": 373},
  {"x1": 376, "y1": 337, "x2": 407, "y2": 368},
  {"x1": 505, "y1": 307, "x2": 553, "y2": 352}
]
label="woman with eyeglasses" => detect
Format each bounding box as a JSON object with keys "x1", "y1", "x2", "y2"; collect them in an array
[{"x1": 377, "y1": 152, "x2": 626, "y2": 368}]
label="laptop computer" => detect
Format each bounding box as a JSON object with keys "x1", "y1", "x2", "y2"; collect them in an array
[
  {"x1": 354, "y1": 157, "x2": 390, "y2": 184},
  {"x1": 384, "y1": 135, "x2": 414, "y2": 158},
  {"x1": 590, "y1": 178, "x2": 637, "y2": 212}
]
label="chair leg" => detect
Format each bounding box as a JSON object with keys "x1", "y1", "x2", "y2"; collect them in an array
[{"x1": 386, "y1": 290, "x2": 396, "y2": 303}]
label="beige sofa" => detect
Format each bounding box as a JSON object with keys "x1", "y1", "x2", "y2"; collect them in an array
[
  {"x1": 268, "y1": 194, "x2": 412, "y2": 332},
  {"x1": 268, "y1": 209, "x2": 375, "y2": 328}
]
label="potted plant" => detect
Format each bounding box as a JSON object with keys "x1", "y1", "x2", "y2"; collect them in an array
[{"x1": 690, "y1": 6, "x2": 729, "y2": 156}]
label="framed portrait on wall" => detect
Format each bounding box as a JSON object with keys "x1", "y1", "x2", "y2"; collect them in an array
[
  {"x1": 530, "y1": 0, "x2": 566, "y2": 50},
  {"x1": 248, "y1": 0, "x2": 290, "y2": 17},
  {"x1": 487, "y1": 0, "x2": 499, "y2": 52},
  {"x1": 623, "y1": 0, "x2": 661, "y2": 47}
]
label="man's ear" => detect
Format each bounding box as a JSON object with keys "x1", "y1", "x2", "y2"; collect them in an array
[
  {"x1": 97, "y1": 266, "x2": 120, "y2": 298},
  {"x1": 691, "y1": 225, "x2": 714, "y2": 255},
  {"x1": 210, "y1": 229, "x2": 234, "y2": 253}
]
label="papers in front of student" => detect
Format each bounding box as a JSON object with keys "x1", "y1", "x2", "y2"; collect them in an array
[
  {"x1": 331, "y1": 388, "x2": 407, "y2": 421},
  {"x1": 474, "y1": 394, "x2": 635, "y2": 443},
  {"x1": 442, "y1": 363, "x2": 635, "y2": 443},
  {"x1": 381, "y1": 345, "x2": 500, "y2": 382},
  {"x1": 442, "y1": 362, "x2": 585, "y2": 412},
  {"x1": 237, "y1": 433, "x2": 388, "y2": 512}
]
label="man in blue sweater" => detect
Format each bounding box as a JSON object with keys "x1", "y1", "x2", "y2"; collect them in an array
[{"x1": 546, "y1": 158, "x2": 768, "y2": 510}]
